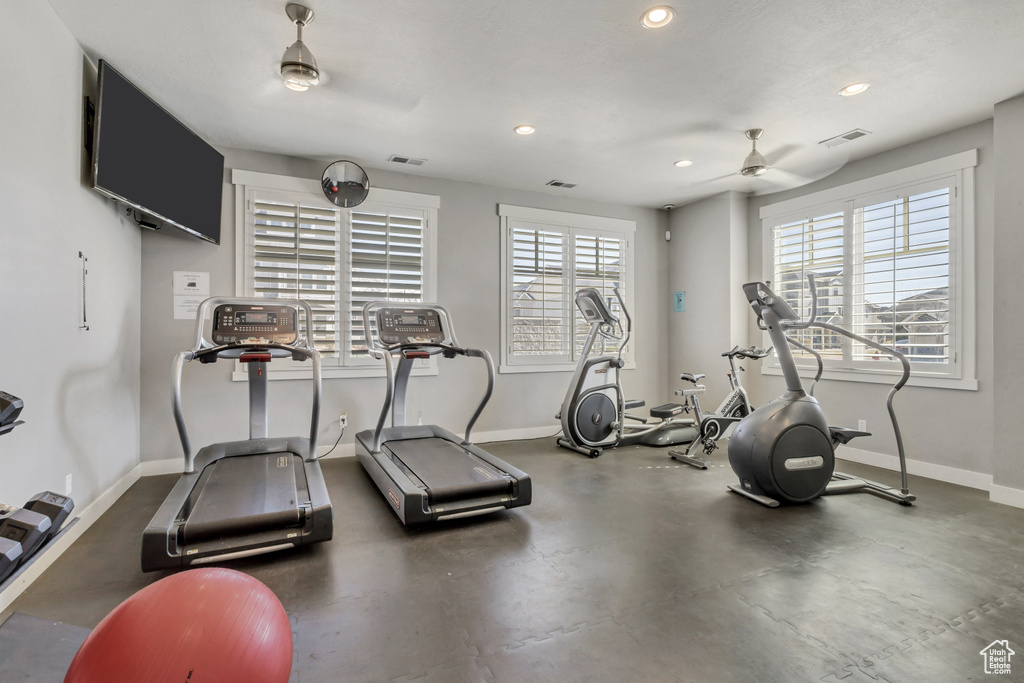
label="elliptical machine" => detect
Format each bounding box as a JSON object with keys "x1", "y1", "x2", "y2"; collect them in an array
[
  {"x1": 669, "y1": 345, "x2": 772, "y2": 469},
  {"x1": 727, "y1": 276, "x2": 916, "y2": 507},
  {"x1": 557, "y1": 287, "x2": 696, "y2": 458}
]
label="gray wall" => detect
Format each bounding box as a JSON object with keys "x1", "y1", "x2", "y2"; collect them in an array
[
  {"x1": 741, "y1": 120, "x2": 995, "y2": 477},
  {"x1": 667, "y1": 192, "x2": 749, "y2": 408},
  {"x1": 140, "y1": 153, "x2": 671, "y2": 463},
  {"x1": 0, "y1": 2, "x2": 141, "y2": 508},
  {"x1": 992, "y1": 94, "x2": 1024, "y2": 493}
]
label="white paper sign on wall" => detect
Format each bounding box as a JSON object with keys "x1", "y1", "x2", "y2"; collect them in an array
[{"x1": 173, "y1": 271, "x2": 210, "y2": 320}]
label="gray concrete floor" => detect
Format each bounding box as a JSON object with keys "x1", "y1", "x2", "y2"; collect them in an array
[{"x1": 4, "y1": 438, "x2": 1024, "y2": 682}]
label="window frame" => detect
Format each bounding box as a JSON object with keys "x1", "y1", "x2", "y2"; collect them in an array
[
  {"x1": 759, "y1": 150, "x2": 977, "y2": 390},
  {"x1": 231, "y1": 169, "x2": 439, "y2": 380},
  {"x1": 498, "y1": 204, "x2": 636, "y2": 374}
]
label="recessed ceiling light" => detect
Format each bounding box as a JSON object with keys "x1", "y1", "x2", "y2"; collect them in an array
[
  {"x1": 514, "y1": 125, "x2": 536, "y2": 135},
  {"x1": 674, "y1": 159, "x2": 692, "y2": 167},
  {"x1": 839, "y1": 82, "x2": 870, "y2": 97},
  {"x1": 641, "y1": 6, "x2": 675, "y2": 29}
]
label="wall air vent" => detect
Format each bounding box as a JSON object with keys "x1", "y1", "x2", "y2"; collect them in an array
[
  {"x1": 388, "y1": 155, "x2": 426, "y2": 166},
  {"x1": 546, "y1": 180, "x2": 577, "y2": 188},
  {"x1": 819, "y1": 129, "x2": 871, "y2": 148}
]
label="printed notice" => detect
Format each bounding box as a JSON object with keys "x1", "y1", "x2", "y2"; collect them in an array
[{"x1": 173, "y1": 271, "x2": 210, "y2": 320}]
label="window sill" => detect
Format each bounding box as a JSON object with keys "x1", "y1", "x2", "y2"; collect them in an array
[
  {"x1": 761, "y1": 364, "x2": 978, "y2": 391},
  {"x1": 500, "y1": 360, "x2": 637, "y2": 374}
]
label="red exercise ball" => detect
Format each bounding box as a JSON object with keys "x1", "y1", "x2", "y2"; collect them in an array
[{"x1": 64, "y1": 567, "x2": 292, "y2": 683}]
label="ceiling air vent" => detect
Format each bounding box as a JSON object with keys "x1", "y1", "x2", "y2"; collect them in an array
[
  {"x1": 546, "y1": 180, "x2": 577, "y2": 188},
  {"x1": 388, "y1": 155, "x2": 426, "y2": 166},
  {"x1": 819, "y1": 129, "x2": 871, "y2": 148}
]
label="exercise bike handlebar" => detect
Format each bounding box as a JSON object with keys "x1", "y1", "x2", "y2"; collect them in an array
[{"x1": 723, "y1": 345, "x2": 773, "y2": 360}]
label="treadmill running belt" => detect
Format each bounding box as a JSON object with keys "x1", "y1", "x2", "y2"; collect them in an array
[
  {"x1": 385, "y1": 437, "x2": 511, "y2": 504},
  {"x1": 182, "y1": 453, "x2": 304, "y2": 542}
]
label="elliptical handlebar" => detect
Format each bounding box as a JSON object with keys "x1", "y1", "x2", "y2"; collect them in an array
[{"x1": 611, "y1": 287, "x2": 631, "y2": 361}]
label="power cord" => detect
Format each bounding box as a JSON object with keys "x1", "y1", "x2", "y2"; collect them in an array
[{"x1": 318, "y1": 426, "x2": 345, "y2": 458}]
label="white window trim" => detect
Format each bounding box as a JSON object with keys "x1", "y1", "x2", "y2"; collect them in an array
[
  {"x1": 231, "y1": 169, "x2": 439, "y2": 381},
  {"x1": 759, "y1": 150, "x2": 977, "y2": 390},
  {"x1": 498, "y1": 204, "x2": 636, "y2": 374}
]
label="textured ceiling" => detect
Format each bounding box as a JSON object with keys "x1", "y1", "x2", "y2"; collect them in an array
[{"x1": 47, "y1": 0, "x2": 1024, "y2": 208}]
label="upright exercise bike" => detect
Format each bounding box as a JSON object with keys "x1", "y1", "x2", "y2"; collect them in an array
[
  {"x1": 557, "y1": 287, "x2": 696, "y2": 458},
  {"x1": 669, "y1": 345, "x2": 772, "y2": 469},
  {"x1": 727, "y1": 276, "x2": 916, "y2": 507}
]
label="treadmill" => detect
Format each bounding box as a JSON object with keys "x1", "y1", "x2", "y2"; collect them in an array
[
  {"x1": 354, "y1": 302, "x2": 531, "y2": 525},
  {"x1": 141, "y1": 298, "x2": 332, "y2": 572}
]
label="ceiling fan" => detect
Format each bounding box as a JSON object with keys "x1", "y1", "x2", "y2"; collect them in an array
[{"x1": 740, "y1": 128, "x2": 769, "y2": 177}]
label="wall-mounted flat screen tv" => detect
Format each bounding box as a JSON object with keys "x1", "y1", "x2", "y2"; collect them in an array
[{"x1": 91, "y1": 60, "x2": 224, "y2": 244}]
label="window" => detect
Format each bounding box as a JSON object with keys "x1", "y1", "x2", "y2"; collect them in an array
[
  {"x1": 499, "y1": 204, "x2": 635, "y2": 373},
  {"x1": 232, "y1": 169, "x2": 438, "y2": 378},
  {"x1": 761, "y1": 150, "x2": 976, "y2": 389}
]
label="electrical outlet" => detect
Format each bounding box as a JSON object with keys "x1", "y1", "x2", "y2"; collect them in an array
[
  {"x1": 858, "y1": 419, "x2": 867, "y2": 432},
  {"x1": 65, "y1": 473, "x2": 73, "y2": 496},
  {"x1": 339, "y1": 412, "x2": 348, "y2": 430}
]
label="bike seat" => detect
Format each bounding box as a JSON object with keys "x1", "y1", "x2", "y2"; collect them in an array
[
  {"x1": 680, "y1": 373, "x2": 705, "y2": 383},
  {"x1": 829, "y1": 426, "x2": 871, "y2": 445},
  {"x1": 650, "y1": 403, "x2": 684, "y2": 419}
]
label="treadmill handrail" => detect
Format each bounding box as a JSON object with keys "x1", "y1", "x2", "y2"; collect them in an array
[{"x1": 172, "y1": 297, "x2": 322, "y2": 470}]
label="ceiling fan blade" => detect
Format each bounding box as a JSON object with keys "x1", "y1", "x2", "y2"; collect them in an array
[{"x1": 766, "y1": 143, "x2": 802, "y2": 167}]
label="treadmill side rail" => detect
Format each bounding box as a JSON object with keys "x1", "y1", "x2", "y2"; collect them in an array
[
  {"x1": 141, "y1": 437, "x2": 332, "y2": 572},
  {"x1": 355, "y1": 425, "x2": 531, "y2": 526}
]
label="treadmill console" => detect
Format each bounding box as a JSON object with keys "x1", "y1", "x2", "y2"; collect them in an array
[
  {"x1": 212, "y1": 304, "x2": 298, "y2": 345},
  {"x1": 375, "y1": 307, "x2": 447, "y2": 346}
]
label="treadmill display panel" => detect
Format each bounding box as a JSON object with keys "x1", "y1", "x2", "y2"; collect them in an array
[
  {"x1": 212, "y1": 304, "x2": 298, "y2": 345},
  {"x1": 376, "y1": 307, "x2": 446, "y2": 346}
]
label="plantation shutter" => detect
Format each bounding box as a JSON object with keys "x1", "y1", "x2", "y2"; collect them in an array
[
  {"x1": 510, "y1": 224, "x2": 568, "y2": 359},
  {"x1": 573, "y1": 233, "x2": 625, "y2": 356},
  {"x1": 852, "y1": 185, "x2": 950, "y2": 363},
  {"x1": 251, "y1": 194, "x2": 341, "y2": 357},
  {"x1": 771, "y1": 211, "x2": 845, "y2": 359},
  {"x1": 349, "y1": 207, "x2": 426, "y2": 359}
]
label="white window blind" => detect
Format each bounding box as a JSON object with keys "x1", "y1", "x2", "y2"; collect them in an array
[
  {"x1": 349, "y1": 207, "x2": 426, "y2": 359},
  {"x1": 511, "y1": 225, "x2": 568, "y2": 359},
  {"x1": 772, "y1": 211, "x2": 845, "y2": 361},
  {"x1": 234, "y1": 170, "x2": 438, "y2": 377},
  {"x1": 573, "y1": 232, "x2": 625, "y2": 357},
  {"x1": 251, "y1": 194, "x2": 342, "y2": 357},
  {"x1": 761, "y1": 150, "x2": 975, "y2": 387},
  {"x1": 852, "y1": 186, "x2": 950, "y2": 363},
  {"x1": 500, "y1": 205, "x2": 635, "y2": 372}
]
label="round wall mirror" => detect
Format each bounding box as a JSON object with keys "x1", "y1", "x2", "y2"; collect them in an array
[{"x1": 321, "y1": 160, "x2": 369, "y2": 208}]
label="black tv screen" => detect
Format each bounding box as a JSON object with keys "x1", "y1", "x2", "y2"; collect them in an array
[{"x1": 91, "y1": 60, "x2": 224, "y2": 244}]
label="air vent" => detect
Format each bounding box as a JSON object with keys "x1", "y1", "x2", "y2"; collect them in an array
[
  {"x1": 546, "y1": 180, "x2": 577, "y2": 188},
  {"x1": 388, "y1": 155, "x2": 426, "y2": 166},
  {"x1": 819, "y1": 129, "x2": 871, "y2": 148}
]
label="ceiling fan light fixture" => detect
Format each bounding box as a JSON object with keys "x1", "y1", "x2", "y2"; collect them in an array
[
  {"x1": 839, "y1": 82, "x2": 870, "y2": 97},
  {"x1": 740, "y1": 128, "x2": 768, "y2": 176},
  {"x1": 641, "y1": 6, "x2": 675, "y2": 28},
  {"x1": 281, "y1": 4, "x2": 319, "y2": 91}
]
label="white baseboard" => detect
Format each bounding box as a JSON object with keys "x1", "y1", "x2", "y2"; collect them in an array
[
  {"x1": 0, "y1": 464, "x2": 143, "y2": 614},
  {"x1": 139, "y1": 426, "x2": 562, "y2": 471},
  {"x1": 835, "y1": 445, "x2": 1024, "y2": 509},
  {"x1": 989, "y1": 484, "x2": 1024, "y2": 509},
  {"x1": 471, "y1": 425, "x2": 561, "y2": 444},
  {"x1": 836, "y1": 445, "x2": 994, "y2": 491}
]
